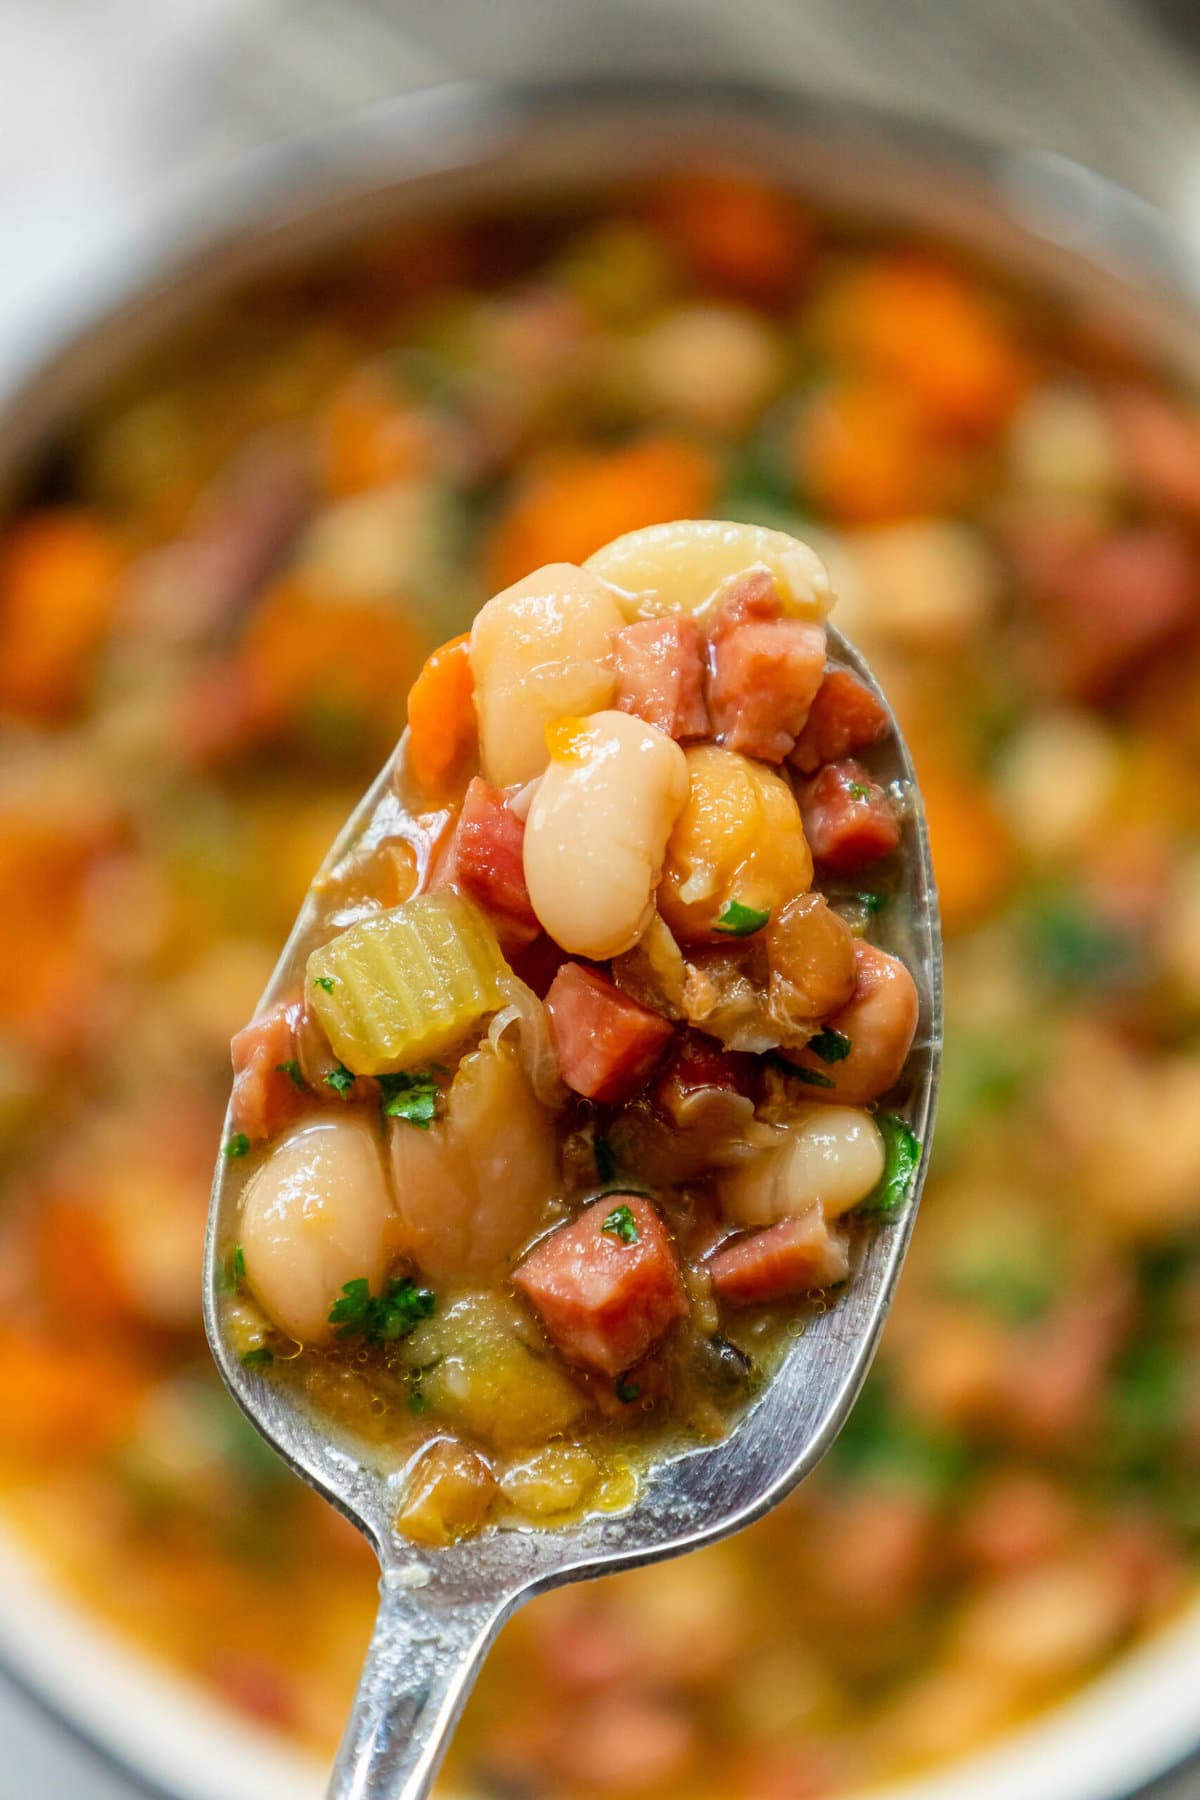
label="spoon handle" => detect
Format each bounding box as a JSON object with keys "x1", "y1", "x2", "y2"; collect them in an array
[{"x1": 327, "y1": 1578, "x2": 508, "y2": 1800}]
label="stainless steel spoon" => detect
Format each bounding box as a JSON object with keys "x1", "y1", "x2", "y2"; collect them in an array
[{"x1": 203, "y1": 620, "x2": 942, "y2": 1800}]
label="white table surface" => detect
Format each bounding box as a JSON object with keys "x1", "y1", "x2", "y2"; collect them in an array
[{"x1": 1, "y1": 2, "x2": 1199, "y2": 1794}]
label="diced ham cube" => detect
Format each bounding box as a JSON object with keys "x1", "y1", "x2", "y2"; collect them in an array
[
  {"x1": 1107, "y1": 385, "x2": 1200, "y2": 519},
  {"x1": 709, "y1": 1211, "x2": 850, "y2": 1305},
  {"x1": 546, "y1": 962, "x2": 674, "y2": 1102},
  {"x1": 437, "y1": 777, "x2": 540, "y2": 954},
  {"x1": 230, "y1": 1002, "x2": 306, "y2": 1142},
  {"x1": 1011, "y1": 519, "x2": 1197, "y2": 699},
  {"x1": 797, "y1": 758, "x2": 901, "y2": 873},
  {"x1": 613, "y1": 615, "x2": 708, "y2": 740},
  {"x1": 789, "y1": 668, "x2": 891, "y2": 774},
  {"x1": 514, "y1": 1196, "x2": 689, "y2": 1375},
  {"x1": 707, "y1": 573, "x2": 826, "y2": 763}
]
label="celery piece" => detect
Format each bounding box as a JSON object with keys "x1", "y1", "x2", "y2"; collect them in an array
[{"x1": 307, "y1": 892, "x2": 511, "y2": 1075}]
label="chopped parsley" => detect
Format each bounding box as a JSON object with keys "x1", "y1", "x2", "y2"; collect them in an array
[
  {"x1": 377, "y1": 1068, "x2": 441, "y2": 1130},
  {"x1": 1022, "y1": 889, "x2": 1138, "y2": 993},
  {"x1": 861, "y1": 1113, "x2": 922, "y2": 1213},
  {"x1": 328, "y1": 1276, "x2": 436, "y2": 1344},
  {"x1": 407, "y1": 1388, "x2": 427, "y2": 1415},
  {"x1": 594, "y1": 1134, "x2": 618, "y2": 1185},
  {"x1": 275, "y1": 1059, "x2": 307, "y2": 1090},
  {"x1": 714, "y1": 898, "x2": 771, "y2": 937},
  {"x1": 847, "y1": 782, "x2": 873, "y2": 802},
  {"x1": 217, "y1": 1242, "x2": 246, "y2": 1293},
  {"x1": 615, "y1": 1379, "x2": 641, "y2": 1403},
  {"x1": 937, "y1": 1254, "x2": 1055, "y2": 1325},
  {"x1": 858, "y1": 891, "x2": 887, "y2": 915},
  {"x1": 323, "y1": 1063, "x2": 356, "y2": 1097},
  {"x1": 223, "y1": 1132, "x2": 251, "y2": 1159},
  {"x1": 832, "y1": 1371, "x2": 971, "y2": 1499},
  {"x1": 314, "y1": 975, "x2": 336, "y2": 994},
  {"x1": 601, "y1": 1204, "x2": 640, "y2": 1246},
  {"x1": 807, "y1": 1027, "x2": 852, "y2": 1064},
  {"x1": 240, "y1": 1346, "x2": 274, "y2": 1369},
  {"x1": 792, "y1": 1066, "x2": 835, "y2": 1089}
]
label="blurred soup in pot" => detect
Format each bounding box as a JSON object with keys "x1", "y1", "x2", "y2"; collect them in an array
[{"x1": 1, "y1": 174, "x2": 1199, "y2": 1795}]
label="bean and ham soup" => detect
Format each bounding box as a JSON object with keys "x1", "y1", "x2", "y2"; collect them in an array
[
  {"x1": 220, "y1": 521, "x2": 922, "y2": 1543},
  {"x1": 3, "y1": 174, "x2": 1199, "y2": 1794}
]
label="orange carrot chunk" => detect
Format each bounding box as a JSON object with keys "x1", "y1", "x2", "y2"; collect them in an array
[
  {"x1": 649, "y1": 175, "x2": 813, "y2": 302},
  {"x1": 484, "y1": 437, "x2": 715, "y2": 591},
  {"x1": 0, "y1": 511, "x2": 123, "y2": 719},
  {"x1": 406, "y1": 633, "x2": 477, "y2": 797}
]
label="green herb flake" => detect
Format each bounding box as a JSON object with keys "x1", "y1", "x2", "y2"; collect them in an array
[
  {"x1": 858, "y1": 891, "x2": 887, "y2": 916},
  {"x1": 1022, "y1": 890, "x2": 1138, "y2": 994},
  {"x1": 861, "y1": 1113, "x2": 922, "y2": 1214},
  {"x1": 792, "y1": 1066, "x2": 836, "y2": 1089},
  {"x1": 274, "y1": 1059, "x2": 307, "y2": 1090},
  {"x1": 407, "y1": 1388, "x2": 427, "y2": 1415},
  {"x1": 328, "y1": 1276, "x2": 436, "y2": 1345},
  {"x1": 594, "y1": 1134, "x2": 618, "y2": 1185},
  {"x1": 217, "y1": 1242, "x2": 247, "y2": 1294},
  {"x1": 832, "y1": 1371, "x2": 971, "y2": 1499},
  {"x1": 314, "y1": 975, "x2": 336, "y2": 994},
  {"x1": 847, "y1": 782, "x2": 873, "y2": 802},
  {"x1": 807, "y1": 1027, "x2": 852, "y2": 1065},
  {"x1": 615, "y1": 1379, "x2": 641, "y2": 1403},
  {"x1": 377, "y1": 1068, "x2": 441, "y2": 1130},
  {"x1": 714, "y1": 899, "x2": 771, "y2": 938},
  {"x1": 223, "y1": 1132, "x2": 251, "y2": 1159},
  {"x1": 601, "y1": 1204, "x2": 640, "y2": 1246},
  {"x1": 938, "y1": 1258, "x2": 1055, "y2": 1325},
  {"x1": 240, "y1": 1347, "x2": 274, "y2": 1369},
  {"x1": 323, "y1": 1063, "x2": 357, "y2": 1097}
]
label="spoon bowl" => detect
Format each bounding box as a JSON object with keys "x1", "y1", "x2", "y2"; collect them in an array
[{"x1": 203, "y1": 619, "x2": 941, "y2": 1800}]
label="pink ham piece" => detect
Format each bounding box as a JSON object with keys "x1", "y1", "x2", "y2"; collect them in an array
[
  {"x1": 436, "y1": 777, "x2": 540, "y2": 954},
  {"x1": 789, "y1": 668, "x2": 891, "y2": 775},
  {"x1": 613, "y1": 615, "x2": 708, "y2": 740},
  {"x1": 230, "y1": 1002, "x2": 306, "y2": 1142},
  {"x1": 1107, "y1": 386, "x2": 1200, "y2": 520},
  {"x1": 707, "y1": 572, "x2": 826, "y2": 763},
  {"x1": 797, "y1": 758, "x2": 901, "y2": 873},
  {"x1": 709, "y1": 1211, "x2": 850, "y2": 1305},
  {"x1": 546, "y1": 962, "x2": 674, "y2": 1102},
  {"x1": 514, "y1": 1196, "x2": 689, "y2": 1376},
  {"x1": 1012, "y1": 519, "x2": 1196, "y2": 699}
]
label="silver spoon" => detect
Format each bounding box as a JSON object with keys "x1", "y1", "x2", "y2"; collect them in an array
[{"x1": 203, "y1": 620, "x2": 942, "y2": 1800}]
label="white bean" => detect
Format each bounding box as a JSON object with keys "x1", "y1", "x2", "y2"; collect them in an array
[
  {"x1": 470, "y1": 562, "x2": 624, "y2": 787},
  {"x1": 239, "y1": 1114, "x2": 393, "y2": 1345},
  {"x1": 721, "y1": 1105, "x2": 884, "y2": 1227},
  {"x1": 1008, "y1": 385, "x2": 1120, "y2": 503},
  {"x1": 846, "y1": 521, "x2": 996, "y2": 650},
  {"x1": 624, "y1": 305, "x2": 783, "y2": 434},
  {"x1": 585, "y1": 518, "x2": 832, "y2": 623},
  {"x1": 524, "y1": 709, "x2": 689, "y2": 959},
  {"x1": 994, "y1": 711, "x2": 1118, "y2": 860}
]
